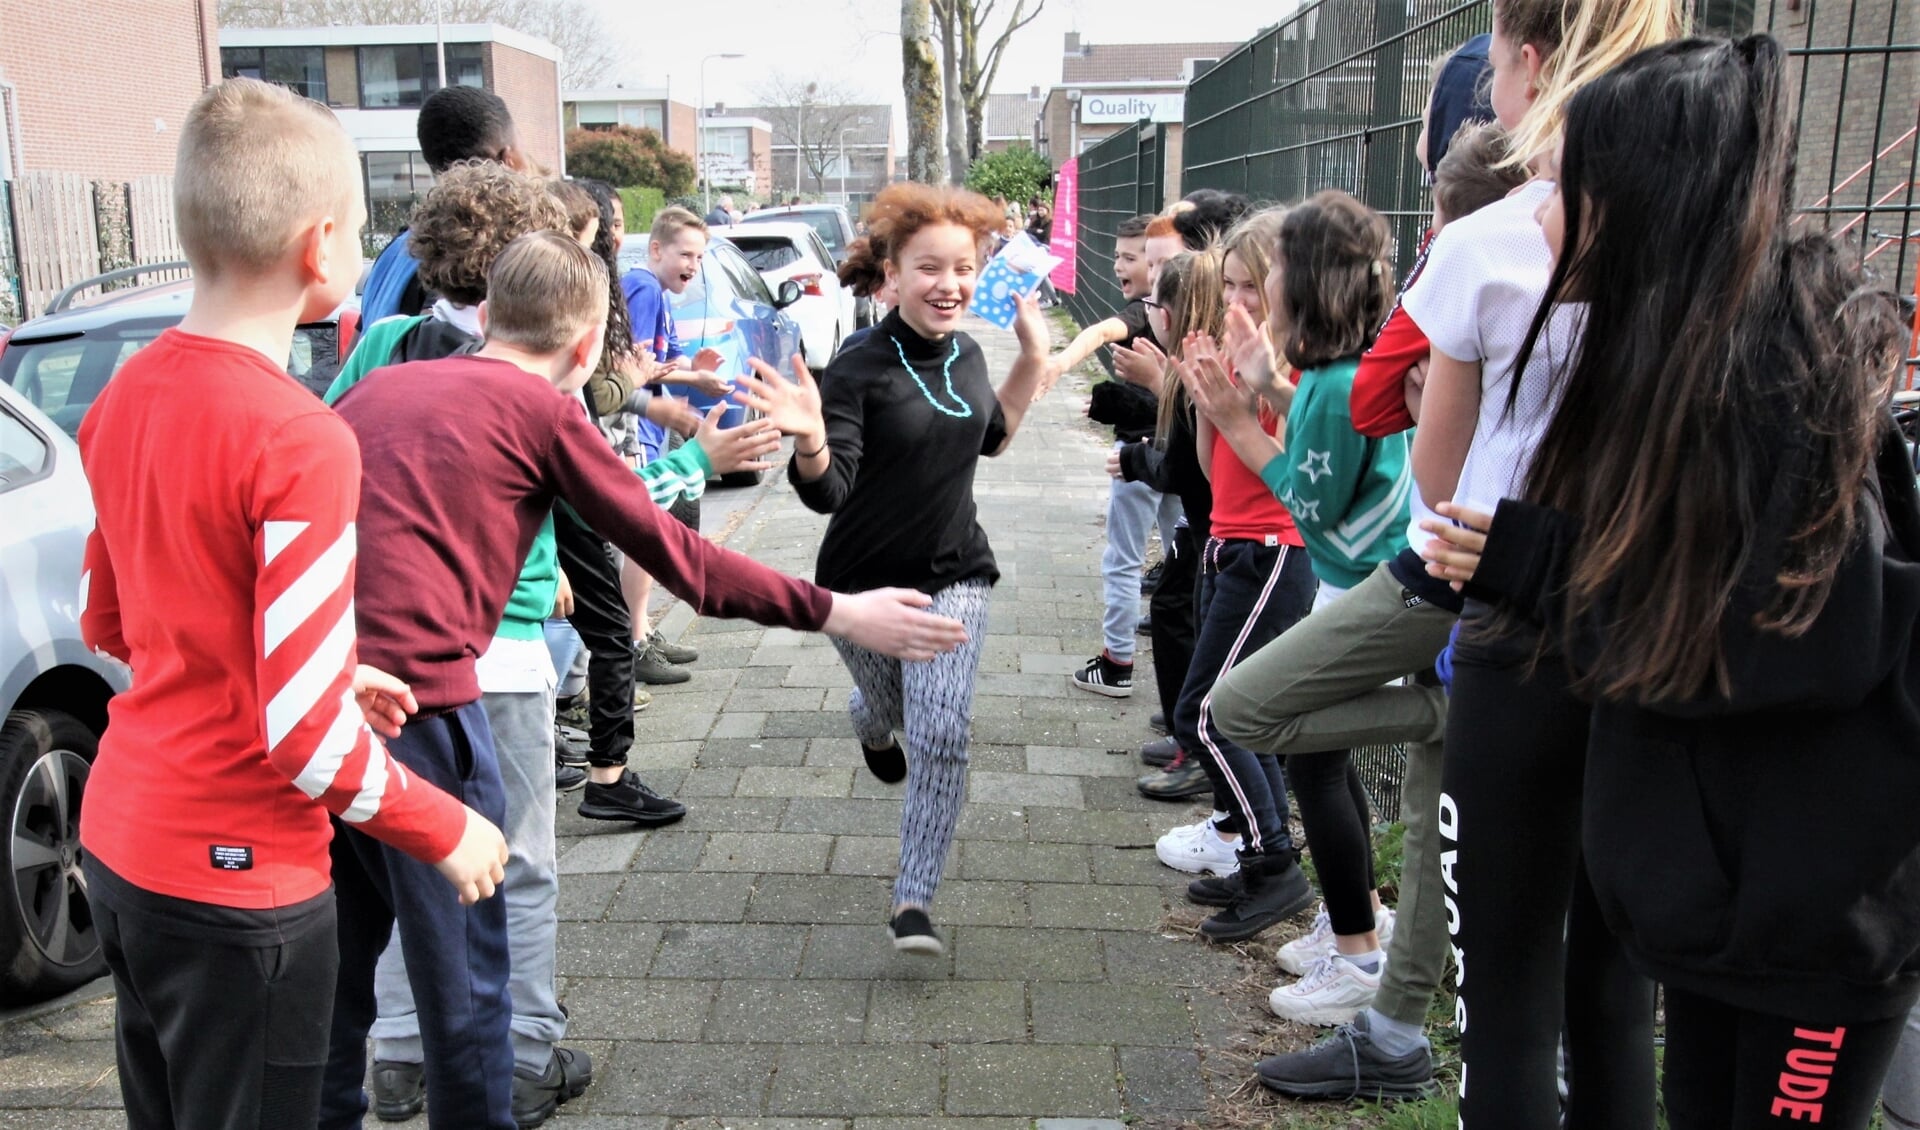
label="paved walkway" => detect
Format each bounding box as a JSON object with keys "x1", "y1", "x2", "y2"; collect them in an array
[{"x1": 0, "y1": 315, "x2": 1248, "y2": 1128}]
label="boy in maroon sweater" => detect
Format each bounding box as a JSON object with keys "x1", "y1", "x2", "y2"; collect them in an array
[
  {"x1": 76, "y1": 79, "x2": 508, "y2": 1130},
  {"x1": 323, "y1": 232, "x2": 968, "y2": 1128}
]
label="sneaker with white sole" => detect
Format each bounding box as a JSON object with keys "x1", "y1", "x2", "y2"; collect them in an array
[
  {"x1": 1277, "y1": 904, "x2": 1398, "y2": 976},
  {"x1": 1155, "y1": 821, "x2": 1241, "y2": 875},
  {"x1": 1070, "y1": 653, "x2": 1133, "y2": 697},
  {"x1": 1269, "y1": 954, "x2": 1384, "y2": 1027}
]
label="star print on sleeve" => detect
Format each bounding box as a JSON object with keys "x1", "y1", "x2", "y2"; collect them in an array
[
  {"x1": 1291, "y1": 497, "x2": 1320, "y2": 524},
  {"x1": 1298, "y1": 450, "x2": 1333, "y2": 482}
]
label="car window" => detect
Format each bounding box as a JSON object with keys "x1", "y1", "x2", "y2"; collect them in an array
[
  {"x1": 805, "y1": 232, "x2": 837, "y2": 272},
  {"x1": 0, "y1": 326, "x2": 167, "y2": 439},
  {"x1": 0, "y1": 403, "x2": 50, "y2": 492},
  {"x1": 804, "y1": 214, "x2": 844, "y2": 256},
  {"x1": 716, "y1": 247, "x2": 774, "y2": 305},
  {"x1": 730, "y1": 236, "x2": 804, "y2": 273}
]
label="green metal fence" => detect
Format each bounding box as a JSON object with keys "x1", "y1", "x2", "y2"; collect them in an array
[{"x1": 1058, "y1": 120, "x2": 1166, "y2": 367}]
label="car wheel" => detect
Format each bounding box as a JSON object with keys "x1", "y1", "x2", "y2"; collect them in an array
[{"x1": 0, "y1": 709, "x2": 104, "y2": 1004}]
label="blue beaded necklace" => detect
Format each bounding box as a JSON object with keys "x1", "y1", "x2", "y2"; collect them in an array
[{"x1": 890, "y1": 334, "x2": 973, "y2": 419}]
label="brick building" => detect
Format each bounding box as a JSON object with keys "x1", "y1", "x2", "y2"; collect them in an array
[
  {"x1": 0, "y1": 0, "x2": 217, "y2": 181},
  {"x1": 983, "y1": 91, "x2": 1046, "y2": 154},
  {"x1": 219, "y1": 24, "x2": 564, "y2": 234},
  {"x1": 1036, "y1": 32, "x2": 1240, "y2": 175}
]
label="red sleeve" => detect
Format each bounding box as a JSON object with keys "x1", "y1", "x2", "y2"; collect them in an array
[
  {"x1": 1351, "y1": 303, "x2": 1429, "y2": 438},
  {"x1": 250, "y1": 413, "x2": 467, "y2": 864},
  {"x1": 79, "y1": 525, "x2": 129, "y2": 665},
  {"x1": 546, "y1": 405, "x2": 835, "y2": 630}
]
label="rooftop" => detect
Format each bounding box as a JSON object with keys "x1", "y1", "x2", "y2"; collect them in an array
[
  {"x1": 985, "y1": 92, "x2": 1042, "y2": 141},
  {"x1": 1059, "y1": 33, "x2": 1241, "y2": 85},
  {"x1": 220, "y1": 23, "x2": 561, "y2": 64}
]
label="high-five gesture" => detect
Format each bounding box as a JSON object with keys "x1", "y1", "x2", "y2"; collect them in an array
[
  {"x1": 736, "y1": 354, "x2": 826, "y2": 441},
  {"x1": 694, "y1": 401, "x2": 783, "y2": 476},
  {"x1": 822, "y1": 588, "x2": 972, "y2": 662}
]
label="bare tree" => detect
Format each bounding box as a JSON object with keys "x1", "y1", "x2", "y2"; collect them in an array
[
  {"x1": 934, "y1": 4, "x2": 967, "y2": 184},
  {"x1": 748, "y1": 75, "x2": 879, "y2": 198},
  {"x1": 901, "y1": 0, "x2": 946, "y2": 184},
  {"x1": 217, "y1": 0, "x2": 624, "y2": 88},
  {"x1": 932, "y1": 0, "x2": 1047, "y2": 161}
]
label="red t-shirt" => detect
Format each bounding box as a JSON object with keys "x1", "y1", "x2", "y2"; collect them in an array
[
  {"x1": 1205, "y1": 408, "x2": 1305, "y2": 547},
  {"x1": 1349, "y1": 231, "x2": 1435, "y2": 439},
  {"x1": 79, "y1": 329, "x2": 467, "y2": 910}
]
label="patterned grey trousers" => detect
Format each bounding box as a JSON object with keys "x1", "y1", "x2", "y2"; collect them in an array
[{"x1": 831, "y1": 578, "x2": 992, "y2": 910}]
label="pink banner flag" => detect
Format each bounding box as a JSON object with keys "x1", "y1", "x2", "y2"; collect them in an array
[{"x1": 1048, "y1": 158, "x2": 1079, "y2": 294}]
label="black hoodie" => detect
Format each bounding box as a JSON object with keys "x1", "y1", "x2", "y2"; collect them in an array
[{"x1": 1470, "y1": 425, "x2": 1920, "y2": 1021}]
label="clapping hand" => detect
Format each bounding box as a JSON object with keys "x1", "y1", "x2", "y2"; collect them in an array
[
  {"x1": 1113, "y1": 338, "x2": 1168, "y2": 392},
  {"x1": 1222, "y1": 304, "x2": 1285, "y2": 397},
  {"x1": 1179, "y1": 333, "x2": 1257, "y2": 426}
]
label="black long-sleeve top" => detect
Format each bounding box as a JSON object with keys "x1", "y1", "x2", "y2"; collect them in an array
[
  {"x1": 1118, "y1": 398, "x2": 1211, "y2": 540},
  {"x1": 790, "y1": 309, "x2": 1009, "y2": 595}
]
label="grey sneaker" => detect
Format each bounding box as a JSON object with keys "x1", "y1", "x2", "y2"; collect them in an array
[
  {"x1": 1138, "y1": 752, "x2": 1211, "y2": 799},
  {"x1": 633, "y1": 642, "x2": 691, "y2": 686},
  {"x1": 1255, "y1": 1012, "x2": 1434, "y2": 1101},
  {"x1": 370, "y1": 1059, "x2": 423, "y2": 1122},
  {"x1": 647, "y1": 629, "x2": 699, "y2": 665}
]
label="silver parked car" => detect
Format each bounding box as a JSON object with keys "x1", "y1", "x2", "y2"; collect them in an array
[{"x1": 0, "y1": 379, "x2": 127, "y2": 1002}]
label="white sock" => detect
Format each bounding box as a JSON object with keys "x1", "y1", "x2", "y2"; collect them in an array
[
  {"x1": 1337, "y1": 949, "x2": 1383, "y2": 974},
  {"x1": 1363, "y1": 1008, "x2": 1429, "y2": 1057}
]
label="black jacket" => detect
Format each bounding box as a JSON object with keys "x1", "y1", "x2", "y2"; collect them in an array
[
  {"x1": 1471, "y1": 425, "x2": 1920, "y2": 1021},
  {"x1": 1118, "y1": 400, "x2": 1211, "y2": 540},
  {"x1": 1089, "y1": 379, "x2": 1159, "y2": 445}
]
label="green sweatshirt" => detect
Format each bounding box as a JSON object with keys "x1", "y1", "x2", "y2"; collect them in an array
[
  {"x1": 325, "y1": 319, "x2": 715, "y2": 639},
  {"x1": 1260, "y1": 358, "x2": 1413, "y2": 590}
]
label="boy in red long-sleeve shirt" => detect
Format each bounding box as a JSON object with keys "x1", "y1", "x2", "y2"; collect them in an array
[{"x1": 76, "y1": 78, "x2": 507, "y2": 1130}]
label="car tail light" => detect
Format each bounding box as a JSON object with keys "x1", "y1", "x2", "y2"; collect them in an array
[
  {"x1": 337, "y1": 308, "x2": 359, "y2": 357},
  {"x1": 0, "y1": 328, "x2": 10, "y2": 365},
  {"x1": 792, "y1": 273, "x2": 825, "y2": 298}
]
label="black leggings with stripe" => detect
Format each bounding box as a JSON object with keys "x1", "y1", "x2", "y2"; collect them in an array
[{"x1": 1173, "y1": 537, "x2": 1318, "y2": 852}]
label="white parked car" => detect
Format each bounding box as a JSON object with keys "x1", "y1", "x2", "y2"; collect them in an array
[
  {"x1": 0, "y1": 379, "x2": 129, "y2": 1003},
  {"x1": 709, "y1": 223, "x2": 855, "y2": 370}
]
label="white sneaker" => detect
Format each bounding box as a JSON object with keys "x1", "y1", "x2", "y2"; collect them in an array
[
  {"x1": 1269, "y1": 953, "x2": 1384, "y2": 1027},
  {"x1": 1277, "y1": 904, "x2": 1397, "y2": 976},
  {"x1": 1155, "y1": 822, "x2": 1240, "y2": 875}
]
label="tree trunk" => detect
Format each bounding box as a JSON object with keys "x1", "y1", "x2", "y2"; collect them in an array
[
  {"x1": 901, "y1": 0, "x2": 947, "y2": 184},
  {"x1": 965, "y1": 94, "x2": 987, "y2": 163},
  {"x1": 939, "y1": 6, "x2": 968, "y2": 185}
]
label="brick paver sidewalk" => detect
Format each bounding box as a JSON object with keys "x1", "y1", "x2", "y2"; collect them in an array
[{"x1": 0, "y1": 315, "x2": 1244, "y2": 1129}]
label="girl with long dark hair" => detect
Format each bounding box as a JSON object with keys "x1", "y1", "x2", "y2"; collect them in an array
[
  {"x1": 1422, "y1": 36, "x2": 1920, "y2": 1129},
  {"x1": 1395, "y1": 0, "x2": 1682, "y2": 1124},
  {"x1": 733, "y1": 182, "x2": 1050, "y2": 955}
]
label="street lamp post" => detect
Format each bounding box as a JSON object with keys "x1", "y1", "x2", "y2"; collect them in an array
[
  {"x1": 838, "y1": 127, "x2": 857, "y2": 206},
  {"x1": 700, "y1": 53, "x2": 745, "y2": 215}
]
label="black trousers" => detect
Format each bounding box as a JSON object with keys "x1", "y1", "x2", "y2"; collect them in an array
[
  {"x1": 88, "y1": 862, "x2": 338, "y2": 1130},
  {"x1": 1148, "y1": 524, "x2": 1199, "y2": 721},
  {"x1": 1284, "y1": 749, "x2": 1378, "y2": 936},
  {"x1": 1440, "y1": 601, "x2": 1657, "y2": 1130},
  {"x1": 1662, "y1": 988, "x2": 1910, "y2": 1130},
  {"x1": 554, "y1": 506, "x2": 634, "y2": 769}
]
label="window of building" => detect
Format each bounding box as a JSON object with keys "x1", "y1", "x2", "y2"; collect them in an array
[
  {"x1": 358, "y1": 44, "x2": 483, "y2": 109},
  {"x1": 364, "y1": 151, "x2": 435, "y2": 235},
  {"x1": 618, "y1": 104, "x2": 665, "y2": 133},
  {"x1": 221, "y1": 46, "x2": 328, "y2": 102},
  {"x1": 707, "y1": 128, "x2": 751, "y2": 163}
]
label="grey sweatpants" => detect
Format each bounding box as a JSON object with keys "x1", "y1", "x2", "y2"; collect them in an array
[
  {"x1": 370, "y1": 688, "x2": 564, "y2": 1075},
  {"x1": 1885, "y1": 1000, "x2": 1920, "y2": 1129},
  {"x1": 831, "y1": 578, "x2": 992, "y2": 911}
]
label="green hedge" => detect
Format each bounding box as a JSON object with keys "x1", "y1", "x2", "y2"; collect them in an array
[{"x1": 618, "y1": 187, "x2": 667, "y2": 235}]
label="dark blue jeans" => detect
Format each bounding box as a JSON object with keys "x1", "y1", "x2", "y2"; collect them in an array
[
  {"x1": 1174, "y1": 537, "x2": 1318, "y2": 854},
  {"x1": 320, "y1": 702, "x2": 515, "y2": 1130}
]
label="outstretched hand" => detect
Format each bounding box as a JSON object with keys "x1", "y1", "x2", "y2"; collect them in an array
[
  {"x1": 735, "y1": 354, "x2": 825, "y2": 440},
  {"x1": 1012, "y1": 291, "x2": 1050, "y2": 360},
  {"x1": 1113, "y1": 338, "x2": 1167, "y2": 392},
  {"x1": 694, "y1": 401, "x2": 782, "y2": 476},
  {"x1": 823, "y1": 588, "x2": 971, "y2": 662},
  {"x1": 692, "y1": 347, "x2": 727, "y2": 374}
]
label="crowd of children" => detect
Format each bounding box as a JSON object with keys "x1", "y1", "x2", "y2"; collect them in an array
[{"x1": 65, "y1": 5, "x2": 1920, "y2": 1126}]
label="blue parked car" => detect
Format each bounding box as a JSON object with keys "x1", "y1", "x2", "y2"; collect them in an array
[{"x1": 617, "y1": 234, "x2": 804, "y2": 486}]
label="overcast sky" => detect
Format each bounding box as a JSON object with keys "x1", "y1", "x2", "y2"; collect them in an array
[{"x1": 582, "y1": 0, "x2": 1287, "y2": 135}]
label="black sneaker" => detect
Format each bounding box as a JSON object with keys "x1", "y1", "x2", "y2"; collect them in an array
[
  {"x1": 863, "y1": 738, "x2": 907, "y2": 784},
  {"x1": 370, "y1": 1059, "x2": 423, "y2": 1122},
  {"x1": 555, "y1": 762, "x2": 588, "y2": 793},
  {"x1": 1141, "y1": 559, "x2": 1166, "y2": 596},
  {"x1": 889, "y1": 907, "x2": 944, "y2": 956},
  {"x1": 1186, "y1": 869, "x2": 1245, "y2": 907},
  {"x1": 511, "y1": 1045, "x2": 593, "y2": 1128},
  {"x1": 1256, "y1": 1013, "x2": 1435, "y2": 1101},
  {"x1": 1071, "y1": 653, "x2": 1134, "y2": 698},
  {"x1": 1138, "y1": 752, "x2": 1211, "y2": 799},
  {"x1": 555, "y1": 724, "x2": 591, "y2": 769},
  {"x1": 1149, "y1": 711, "x2": 1169, "y2": 735},
  {"x1": 577, "y1": 770, "x2": 688, "y2": 826},
  {"x1": 647, "y1": 629, "x2": 699, "y2": 665},
  {"x1": 1137, "y1": 614, "x2": 1153, "y2": 634},
  {"x1": 1199, "y1": 850, "x2": 1316, "y2": 942},
  {"x1": 1140, "y1": 735, "x2": 1180, "y2": 768},
  {"x1": 632, "y1": 641, "x2": 692, "y2": 686}
]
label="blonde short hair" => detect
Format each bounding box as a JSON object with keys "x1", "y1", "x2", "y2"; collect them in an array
[
  {"x1": 485, "y1": 231, "x2": 609, "y2": 354},
  {"x1": 649, "y1": 206, "x2": 707, "y2": 246},
  {"x1": 174, "y1": 78, "x2": 359, "y2": 277}
]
